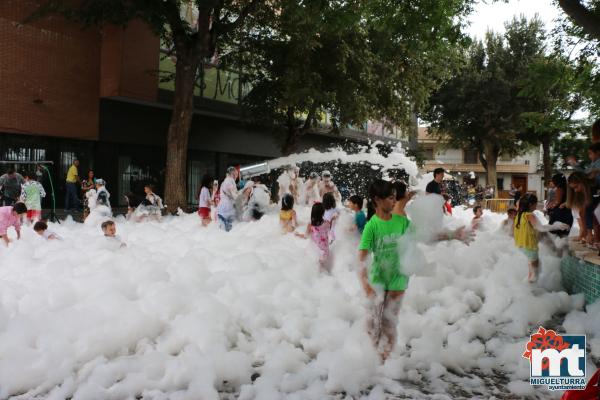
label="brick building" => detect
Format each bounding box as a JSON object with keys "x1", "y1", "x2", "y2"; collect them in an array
[{"x1": 1, "y1": 1, "x2": 399, "y2": 207}]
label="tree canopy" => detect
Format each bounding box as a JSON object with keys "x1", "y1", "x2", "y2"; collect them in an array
[
  {"x1": 555, "y1": 0, "x2": 600, "y2": 115},
  {"x1": 423, "y1": 17, "x2": 547, "y2": 189},
  {"x1": 238, "y1": 0, "x2": 472, "y2": 152},
  {"x1": 518, "y1": 51, "x2": 590, "y2": 182}
]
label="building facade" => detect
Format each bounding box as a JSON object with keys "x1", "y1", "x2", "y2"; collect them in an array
[
  {"x1": 418, "y1": 128, "x2": 544, "y2": 198},
  {"x1": 1, "y1": 1, "x2": 401, "y2": 207}
]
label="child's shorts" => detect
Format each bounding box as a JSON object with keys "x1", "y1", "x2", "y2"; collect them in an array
[
  {"x1": 369, "y1": 265, "x2": 408, "y2": 291},
  {"x1": 519, "y1": 247, "x2": 539, "y2": 262},
  {"x1": 198, "y1": 207, "x2": 211, "y2": 219},
  {"x1": 27, "y1": 210, "x2": 41, "y2": 221}
]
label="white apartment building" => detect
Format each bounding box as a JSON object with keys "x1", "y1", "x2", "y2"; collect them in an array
[{"x1": 418, "y1": 128, "x2": 544, "y2": 198}]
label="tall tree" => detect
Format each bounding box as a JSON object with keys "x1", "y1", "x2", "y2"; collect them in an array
[
  {"x1": 32, "y1": 0, "x2": 265, "y2": 211},
  {"x1": 238, "y1": 0, "x2": 472, "y2": 154},
  {"x1": 423, "y1": 17, "x2": 546, "y2": 189},
  {"x1": 518, "y1": 53, "x2": 587, "y2": 184}
]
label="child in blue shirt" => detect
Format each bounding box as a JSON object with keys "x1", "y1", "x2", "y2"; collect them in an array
[{"x1": 348, "y1": 195, "x2": 366, "y2": 233}]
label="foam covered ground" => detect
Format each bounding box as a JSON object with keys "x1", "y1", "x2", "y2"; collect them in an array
[{"x1": 0, "y1": 198, "x2": 598, "y2": 400}]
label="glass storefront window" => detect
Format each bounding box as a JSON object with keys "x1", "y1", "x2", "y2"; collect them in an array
[
  {"x1": 4, "y1": 147, "x2": 46, "y2": 161},
  {"x1": 118, "y1": 156, "x2": 154, "y2": 206},
  {"x1": 60, "y1": 151, "x2": 77, "y2": 178}
]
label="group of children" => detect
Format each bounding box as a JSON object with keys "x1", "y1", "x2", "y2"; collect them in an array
[
  {"x1": 495, "y1": 191, "x2": 573, "y2": 284},
  {"x1": 0, "y1": 202, "x2": 61, "y2": 243},
  {"x1": 189, "y1": 166, "x2": 426, "y2": 359},
  {"x1": 124, "y1": 184, "x2": 164, "y2": 222},
  {"x1": 0, "y1": 170, "x2": 528, "y2": 360},
  {"x1": 0, "y1": 200, "x2": 126, "y2": 246},
  {"x1": 496, "y1": 123, "x2": 600, "y2": 284},
  {"x1": 278, "y1": 176, "x2": 475, "y2": 360},
  {"x1": 86, "y1": 178, "x2": 164, "y2": 223},
  {"x1": 196, "y1": 166, "x2": 343, "y2": 233},
  {"x1": 564, "y1": 143, "x2": 600, "y2": 247},
  {"x1": 0, "y1": 170, "x2": 56, "y2": 245},
  {"x1": 271, "y1": 177, "x2": 415, "y2": 359},
  {"x1": 0, "y1": 169, "x2": 163, "y2": 247},
  {"x1": 75, "y1": 168, "x2": 165, "y2": 224},
  {"x1": 0, "y1": 163, "x2": 562, "y2": 362},
  {"x1": 277, "y1": 166, "x2": 342, "y2": 206}
]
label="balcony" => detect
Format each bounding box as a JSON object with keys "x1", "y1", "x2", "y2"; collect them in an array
[{"x1": 424, "y1": 158, "x2": 531, "y2": 174}]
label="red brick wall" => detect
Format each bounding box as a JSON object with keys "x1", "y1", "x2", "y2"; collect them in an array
[
  {"x1": 119, "y1": 20, "x2": 159, "y2": 101},
  {"x1": 99, "y1": 25, "x2": 123, "y2": 99},
  {"x1": 0, "y1": 0, "x2": 101, "y2": 140},
  {"x1": 100, "y1": 20, "x2": 159, "y2": 102}
]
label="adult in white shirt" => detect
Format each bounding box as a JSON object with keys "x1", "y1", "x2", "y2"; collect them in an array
[
  {"x1": 302, "y1": 172, "x2": 320, "y2": 205},
  {"x1": 290, "y1": 166, "x2": 302, "y2": 202},
  {"x1": 318, "y1": 170, "x2": 341, "y2": 202},
  {"x1": 235, "y1": 180, "x2": 254, "y2": 221},
  {"x1": 216, "y1": 167, "x2": 239, "y2": 231},
  {"x1": 277, "y1": 165, "x2": 295, "y2": 202},
  {"x1": 245, "y1": 176, "x2": 271, "y2": 221}
]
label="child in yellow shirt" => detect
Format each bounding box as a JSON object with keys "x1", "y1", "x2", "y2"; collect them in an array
[{"x1": 514, "y1": 194, "x2": 540, "y2": 283}]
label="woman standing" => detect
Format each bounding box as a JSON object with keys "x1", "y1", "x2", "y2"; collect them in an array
[
  {"x1": 546, "y1": 174, "x2": 572, "y2": 237},
  {"x1": 81, "y1": 170, "x2": 96, "y2": 219},
  {"x1": 566, "y1": 172, "x2": 593, "y2": 244}
]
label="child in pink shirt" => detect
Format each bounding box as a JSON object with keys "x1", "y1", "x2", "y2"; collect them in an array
[
  {"x1": 296, "y1": 203, "x2": 331, "y2": 271},
  {"x1": 0, "y1": 203, "x2": 27, "y2": 246}
]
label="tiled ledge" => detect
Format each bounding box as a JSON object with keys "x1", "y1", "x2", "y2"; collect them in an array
[
  {"x1": 561, "y1": 243, "x2": 600, "y2": 305},
  {"x1": 568, "y1": 240, "x2": 600, "y2": 266}
]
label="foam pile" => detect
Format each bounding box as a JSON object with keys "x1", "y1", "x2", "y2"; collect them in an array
[
  {"x1": 0, "y1": 145, "x2": 597, "y2": 399},
  {"x1": 0, "y1": 201, "x2": 596, "y2": 399},
  {"x1": 268, "y1": 142, "x2": 419, "y2": 178}
]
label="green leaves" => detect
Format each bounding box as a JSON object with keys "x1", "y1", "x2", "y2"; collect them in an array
[
  {"x1": 554, "y1": 0, "x2": 600, "y2": 114},
  {"x1": 241, "y1": 0, "x2": 471, "y2": 137},
  {"x1": 423, "y1": 18, "x2": 548, "y2": 166}
]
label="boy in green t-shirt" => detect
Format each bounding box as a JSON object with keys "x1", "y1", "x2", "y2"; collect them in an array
[
  {"x1": 359, "y1": 180, "x2": 474, "y2": 360},
  {"x1": 359, "y1": 179, "x2": 410, "y2": 360}
]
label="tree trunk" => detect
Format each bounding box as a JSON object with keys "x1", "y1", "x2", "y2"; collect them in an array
[
  {"x1": 164, "y1": 52, "x2": 200, "y2": 213},
  {"x1": 483, "y1": 140, "x2": 499, "y2": 191},
  {"x1": 282, "y1": 107, "x2": 299, "y2": 155},
  {"x1": 542, "y1": 135, "x2": 552, "y2": 188},
  {"x1": 557, "y1": 0, "x2": 600, "y2": 41},
  {"x1": 283, "y1": 126, "x2": 301, "y2": 156},
  {"x1": 303, "y1": 103, "x2": 317, "y2": 131}
]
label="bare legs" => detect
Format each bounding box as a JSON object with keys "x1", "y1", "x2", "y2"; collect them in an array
[
  {"x1": 366, "y1": 290, "x2": 404, "y2": 361},
  {"x1": 578, "y1": 209, "x2": 587, "y2": 242},
  {"x1": 528, "y1": 259, "x2": 540, "y2": 283}
]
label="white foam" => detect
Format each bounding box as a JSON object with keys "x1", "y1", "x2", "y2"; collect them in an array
[
  {"x1": 0, "y1": 149, "x2": 594, "y2": 399},
  {"x1": 268, "y1": 142, "x2": 419, "y2": 178}
]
